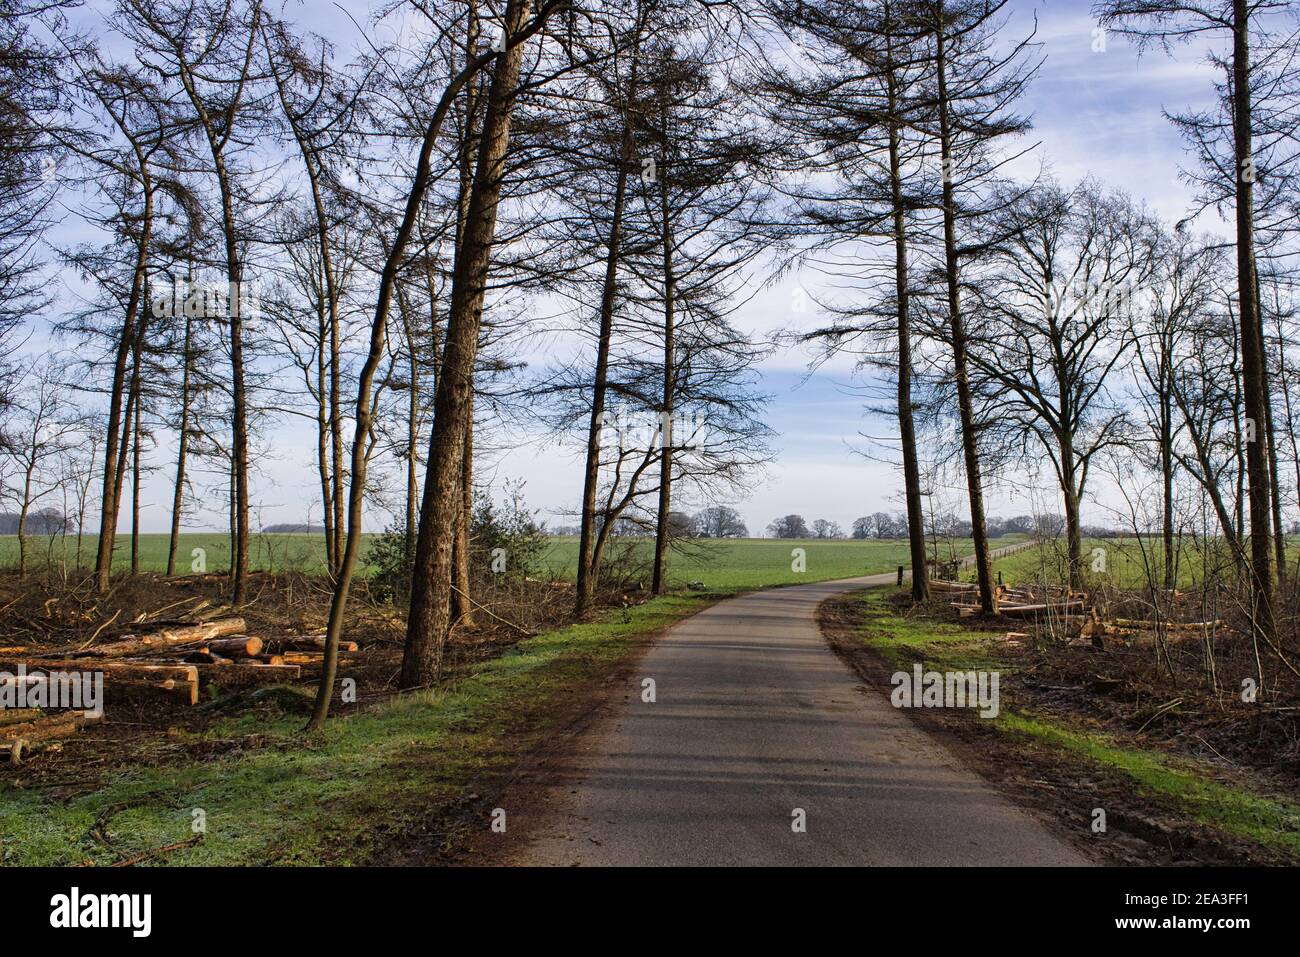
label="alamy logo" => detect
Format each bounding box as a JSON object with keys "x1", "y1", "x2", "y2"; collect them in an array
[
  {"x1": 1, "y1": 666, "x2": 103, "y2": 716},
  {"x1": 49, "y1": 887, "x2": 151, "y2": 937},
  {"x1": 151, "y1": 278, "x2": 261, "y2": 320},
  {"x1": 890, "y1": 664, "x2": 1000, "y2": 718}
]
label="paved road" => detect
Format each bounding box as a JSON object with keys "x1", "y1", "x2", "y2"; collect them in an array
[{"x1": 509, "y1": 573, "x2": 1089, "y2": 866}]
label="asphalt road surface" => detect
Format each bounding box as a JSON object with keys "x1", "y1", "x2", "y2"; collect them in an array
[{"x1": 510, "y1": 573, "x2": 1089, "y2": 866}]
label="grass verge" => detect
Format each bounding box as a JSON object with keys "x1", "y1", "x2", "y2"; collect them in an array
[
  {"x1": 0, "y1": 593, "x2": 713, "y2": 866},
  {"x1": 1000, "y1": 713, "x2": 1300, "y2": 855},
  {"x1": 845, "y1": 589, "x2": 1300, "y2": 861}
]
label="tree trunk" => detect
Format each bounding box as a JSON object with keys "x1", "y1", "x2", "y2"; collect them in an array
[
  {"x1": 935, "y1": 17, "x2": 995, "y2": 613},
  {"x1": 223, "y1": 189, "x2": 250, "y2": 606},
  {"x1": 575, "y1": 162, "x2": 631, "y2": 615},
  {"x1": 93, "y1": 183, "x2": 153, "y2": 592},
  {"x1": 167, "y1": 306, "x2": 194, "y2": 577},
  {"x1": 1259, "y1": 265, "x2": 1286, "y2": 585},
  {"x1": 885, "y1": 41, "x2": 928, "y2": 602},
  {"x1": 316, "y1": 283, "x2": 335, "y2": 575},
  {"x1": 650, "y1": 137, "x2": 676, "y2": 597},
  {"x1": 293, "y1": 119, "x2": 345, "y2": 581},
  {"x1": 1060, "y1": 440, "x2": 1083, "y2": 590},
  {"x1": 449, "y1": 7, "x2": 483, "y2": 626},
  {"x1": 576, "y1": 31, "x2": 642, "y2": 615},
  {"x1": 130, "y1": 378, "x2": 142, "y2": 576},
  {"x1": 1231, "y1": 0, "x2": 1275, "y2": 645},
  {"x1": 401, "y1": 0, "x2": 533, "y2": 689},
  {"x1": 1160, "y1": 379, "x2": 1176, "y2": 590},
  {"x1": 451, "y1": 388, "x2": 475, "y2": 625},
  {"x1": 17, "y1": 468, "x2": 32, "y2": 578},
  {"x1": 398, "y1": 282, "x2": 420, "y2": 564}
]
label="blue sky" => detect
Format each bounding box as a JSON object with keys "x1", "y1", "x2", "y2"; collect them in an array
[{"x1": 76, "y1": 0, "x2": 1231, "y2": 534}]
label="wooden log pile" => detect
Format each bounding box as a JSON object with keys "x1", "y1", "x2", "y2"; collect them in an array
[
  {"x1": 931, "y1": 577, "x2": 1231, "y2": 651},
  {"x1": 937, "y1": 579, "x2": 1086, "y2": 617},
  {"x1": 0, "y1": 619, "x2": 336, "y2": 715},
  {"x1": 0, "y1": 617, "x2": 367, "y2": 763},
  {"x1": 0, "y1": 709, "x2": 103, "y2": 763}
]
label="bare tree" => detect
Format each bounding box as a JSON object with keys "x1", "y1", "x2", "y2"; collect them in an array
[
  {"x1": 121, "y1": 0, "x2": 275, "y2": 604},
  {"x1": 969, "y1": 180, "x2": 1158, "y2": 587},
  {"x1": 1095, "y1": 0, "x2": 1292, "y2": 650},
  {"x1": 311, "y1": 0, "x2": 568, "y2": 725},
  {"x1": 913, "y1": 0, "x2": 1039, "y2": 612},
  {"x1": 760, "y1": 0, "x2": 936, "y2": 599},
  {"x1": 0, "y1": 362, "x2": 79, "y2": 576}
]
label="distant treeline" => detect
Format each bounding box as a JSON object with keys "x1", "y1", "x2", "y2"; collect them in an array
[{"x1": 0, "y1": 511, "x2": 71, "y2": 535}]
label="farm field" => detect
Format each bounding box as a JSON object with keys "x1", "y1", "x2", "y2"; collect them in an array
[
  {"x1": 539, "y1": 536, "x2": 990, "y2": 590},
  {"x1": 0, "y1": 532, "x2": 345, "y2": 577},
  {"x1": 0, "y1": 532, "x2": 1001, "y2": 591},
  {"x1": 989, "y1": 536, "x2": 1300, "y2": 590}
]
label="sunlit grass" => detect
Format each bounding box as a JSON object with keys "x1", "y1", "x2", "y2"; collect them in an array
[
  {"x1": 846, "y1": 588, "x2": 1300, "y2": 857},
  {"x1": 2, "y1": 532, "x2": 1002, "y2": 592},
  {"x1": 0, "y1": 593, "x2": 713, "y2": 866}
]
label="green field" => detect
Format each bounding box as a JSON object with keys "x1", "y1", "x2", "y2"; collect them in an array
[
  {"x1": 0, "y1": 532, "x2": 977, "y2": 591},
  {"x1": 0, "y1": 532, "x2": 342, "y2": 576},
  {"x1": 539, "y1": 536, "x2": 979, "y2": 590},
  {"x1": 990, "y1": 536, "x2": 1300, "y2": 590}
]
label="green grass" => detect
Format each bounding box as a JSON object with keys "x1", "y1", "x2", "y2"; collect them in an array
[
  {"x1": 1, "y1": 533, "x2": 978, "y2": 591},
  {"x1": 1001, "y1": 714, "x2": 1300, "y2": 854},
  {"x1": 0, "y1": 593, "x2": 714, "y2": 866},
  {"x1": 540, "y1": 536, "x2": 984, "y2": 591},
  {"x1": 990, "y1": 535, "x2": 1300, "y2": 590},
  {"x1": 0, "y1": 532, "x2": 344, "y2": 576},
  {"x1": 853, "y1": 589, "x2": 1005, "y2": 672},
  {"x1": 847, "y1": 588, "x2": 1300, "y2": 858}
]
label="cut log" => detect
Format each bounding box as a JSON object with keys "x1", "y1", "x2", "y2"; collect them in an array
[
  {"x1": 252, "y1": 654, "x2": 285, "y2": 666},
  {"x1": 1111, "y1": 618, "x2": 1224, "y2": 631},
  {"x1": 76, "y1": 618, "x2": 247, "y2": 658},
  {"x1": 0, "y1": 659, "x2": 197, "y2": 682},
  {"x1": 206, "y1": 636, "x2": 263, "y2": 658},
  {"x1": 112, "y1": 678, "x2": 198, "y2": 705},
  {"x1": 0, "y1": 659, "x2": 199, "y2": 706},
  {"x1": 0, "y1": 709, "x2": 102, "y2": 743},
  {"x1": 279, "y1": 650, "x2": 358, "y2": 665},
  {"x1": 182, "y1": 651, "x2": 234, "y2": 665},
  {"x1": 0, "y1": 707, "x2": 44, "y2": 726},
  {"x1": 191, "y1": 662, "x2": 301, "y2": 690},
  {"x1": 274, "y1": 636, "x2": 358, "y2": 653},
  {"x1": 928, "y1": 580, "x2": 978, "y2": 593},
  {"x1": 999, "y1": 601, "x2": 1087, "y2": 617}
]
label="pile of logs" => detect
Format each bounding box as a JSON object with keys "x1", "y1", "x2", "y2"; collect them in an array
[
  {"x1": 0, "y1": 617, "x2": 308, "y2": 711},
  {"x1": 929, "y1": 578, "x2": 1225, "y2": 649},
  {"x1": 930, "y1": 579, "x2": 1086, "y2": 617},
  {"x1": 0, "y1": 617, "x2": 366, "y2": 763},
  {"x1": 0, "y1": 708, "x2": 102, "y2": 764}
]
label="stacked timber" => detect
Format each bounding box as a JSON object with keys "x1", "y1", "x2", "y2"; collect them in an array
[
  {"x1": 0, "y1": 618, "x2": 317, "y2": 712},
  {"x1": 0, "y1": 709, "x2": 103, "y2": 763}
]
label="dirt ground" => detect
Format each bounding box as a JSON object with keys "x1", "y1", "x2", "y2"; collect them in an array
[
  {"x1": 0, "y1": 568, "x2": 592, "y2": 795},
  {"x1": 818, "y1": 591, "x2": 1300, "y2": 866}
]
